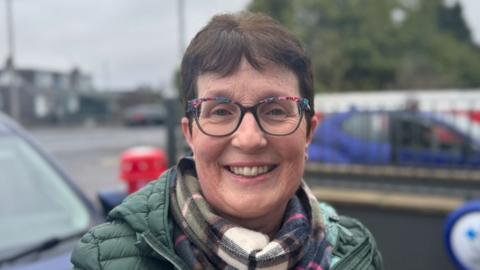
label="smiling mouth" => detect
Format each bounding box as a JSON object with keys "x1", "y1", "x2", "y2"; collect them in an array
[{"x1": 227, "y1": 165, "x2": 277, "y2": 177}]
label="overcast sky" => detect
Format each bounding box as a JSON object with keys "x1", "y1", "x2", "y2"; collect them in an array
[{"x1": 1, "y1": 0, "x2": 479, "y2": 92}]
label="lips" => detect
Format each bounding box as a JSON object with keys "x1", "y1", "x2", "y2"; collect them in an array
[{"x1": 227, "y1": 165, "x2": 276, "y2": 177}]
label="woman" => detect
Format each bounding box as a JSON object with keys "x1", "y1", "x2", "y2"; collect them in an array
[{"x1": 71, "y1": 12, "x2": 383, "y2": 270}]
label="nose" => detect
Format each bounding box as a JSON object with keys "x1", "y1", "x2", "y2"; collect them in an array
[{"x1": 231, "y1": 112, "x2": 267, "y2": 151}]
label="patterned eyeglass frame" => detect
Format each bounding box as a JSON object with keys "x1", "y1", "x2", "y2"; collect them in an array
[{"x1": 186, "y1": 96, "x2": 311, "y2": 137}]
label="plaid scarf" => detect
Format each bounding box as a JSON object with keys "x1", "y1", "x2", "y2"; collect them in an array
[{"x1": 169, "y1": 159, "x2": 332, "y2": 270}]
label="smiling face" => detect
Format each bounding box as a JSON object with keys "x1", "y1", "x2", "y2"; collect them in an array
[{"x1": 181, "y1": 59, "x2": 318, "y2": 234}]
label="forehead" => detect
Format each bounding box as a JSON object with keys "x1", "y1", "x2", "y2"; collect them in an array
[{"x1": 196, "y1": 60, "x2": 300, "y2": 103}]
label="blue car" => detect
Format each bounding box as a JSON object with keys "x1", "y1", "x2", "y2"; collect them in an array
[
  {"x1": 308, "y1": 110, "x2": 480, "y2": 167},
  {"x1": 0, "y1": 112, "x2": 101, "y2": 270}
]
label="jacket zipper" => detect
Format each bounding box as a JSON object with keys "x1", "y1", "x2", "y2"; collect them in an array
[{"x1": 143, "y1": 232, "x2": 188, "y2": 270}]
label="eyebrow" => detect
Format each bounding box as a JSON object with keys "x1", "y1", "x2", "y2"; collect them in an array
[
  {"x1": 199, "y1": 88, "x2": 294, "y2": 102},
  {"x1": 198, "y1": 89, "x2": 233, "y2": 99}
]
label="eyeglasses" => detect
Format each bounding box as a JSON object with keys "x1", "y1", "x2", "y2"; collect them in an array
[{"x1": 187, "y1": 96, "x2": 311, "y2": 137}]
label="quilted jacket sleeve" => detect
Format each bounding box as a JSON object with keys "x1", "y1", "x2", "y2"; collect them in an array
[
  {"x1": 71, "y1": 226, "x2": 105, "y2": 270},
  {"x1": 331, "y1": 215, "x2": 384, "y2": 270},
  {"x1": 70, "y1": 222, "x2": 156, "y2": 270}
]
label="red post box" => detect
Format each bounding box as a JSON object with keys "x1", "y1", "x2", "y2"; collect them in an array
[{"x1": 120, "y1": 146, "x2": 168, "y2": 194}]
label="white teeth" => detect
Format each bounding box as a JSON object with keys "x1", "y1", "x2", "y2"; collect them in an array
[{"x1": 229, "y1": 166, "x2": 270, "y2": 177}]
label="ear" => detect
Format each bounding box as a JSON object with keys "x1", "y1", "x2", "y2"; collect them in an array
[
  {"x1": 306, "y1": 113, "x2": 319, "y2": 146},
  {"x1": 181, "y1": 117, "x2": 194, "y2": 152}
]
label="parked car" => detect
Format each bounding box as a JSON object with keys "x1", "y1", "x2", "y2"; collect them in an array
[
  {"x1": 308, "y1": 109, "x2": 480, "y2": 167},
  {"x1": 0, "y1": 112, "x2": 101, "y2": 270},
  {"x1": 123, "y1": 104, "x2": 166, "y2": 126}
]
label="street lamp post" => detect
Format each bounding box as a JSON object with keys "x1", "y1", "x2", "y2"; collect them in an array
[
  {"x1": 165, "y1": 0, "x2": 187, "y2": 167},
  {"x1": 4, "y1": 0, "x2": 20, "y2": 121},
  {"x1": 178, "y1": 0, "x2": 185, "y2": 53}
]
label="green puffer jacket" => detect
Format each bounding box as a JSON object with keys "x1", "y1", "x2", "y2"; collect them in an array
[{"x1": 71, "y1": 168, "x2": 383, "y2": 270}]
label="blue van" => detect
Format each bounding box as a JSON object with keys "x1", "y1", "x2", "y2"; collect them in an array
[{"x1": 308, "y1": 110, "x2": 480, "y2": 167}]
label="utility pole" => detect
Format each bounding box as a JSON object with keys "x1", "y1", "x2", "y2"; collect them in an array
[
  {"x1": 178, "y1": 0, "x2": 185, "y2": 53},
  {"x1": 165, "y1": 0, "x2": 186, "y2": 167},
  {"x1": 5, "y1": 0, "x2": 20, "y2": 121}
]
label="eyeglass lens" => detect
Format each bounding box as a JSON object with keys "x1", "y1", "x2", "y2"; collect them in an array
[{"x1": 196, "y1": 99, "x2": 302, "y2": 136}]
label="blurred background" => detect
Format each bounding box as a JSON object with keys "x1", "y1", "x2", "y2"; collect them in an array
[{"x1": 1, "y1": 0, "x2": 480, "y2": 269}]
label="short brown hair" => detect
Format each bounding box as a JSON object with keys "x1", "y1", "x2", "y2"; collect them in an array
[{"x1": 180, "y1": 11, "x2": 315, "y2": 133}]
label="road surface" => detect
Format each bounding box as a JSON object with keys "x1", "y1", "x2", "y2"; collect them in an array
[{"x1": 30, "y1": 126, "x2": 168, "y2": 205}]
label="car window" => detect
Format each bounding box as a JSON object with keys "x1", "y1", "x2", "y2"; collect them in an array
[
  {"x1": 0, "y1": 136, "x2": 91, "y2": 254},
  {"x1": 436, "y1": 113, "x2": 480, "y2": 140},
  {"x1": 342, "y1": 113, "x2": 389, "y2": 142},
  {"x1": 397, "y1": 118, "x2": 464, "y2": 154},
  {"x1": 396, "y1": 119, "x2": 432, "y2": 149},
  {"x1": 432, "y1": 123, "x2": 465, "y2": 155}
]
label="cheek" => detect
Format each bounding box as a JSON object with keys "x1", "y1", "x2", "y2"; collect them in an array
[
  {"x1": 284, "y1": 147, "x2": 306, "y2": 175},
  {"x1": 283, "y1": 129, "x2": 308, "y2": 159},
  {"x1": 279, "y1": 135, "x2": 308, "y2": 177},
  {"x1": 191, "y1": 134, "x2": 227, "y2": 175}
]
